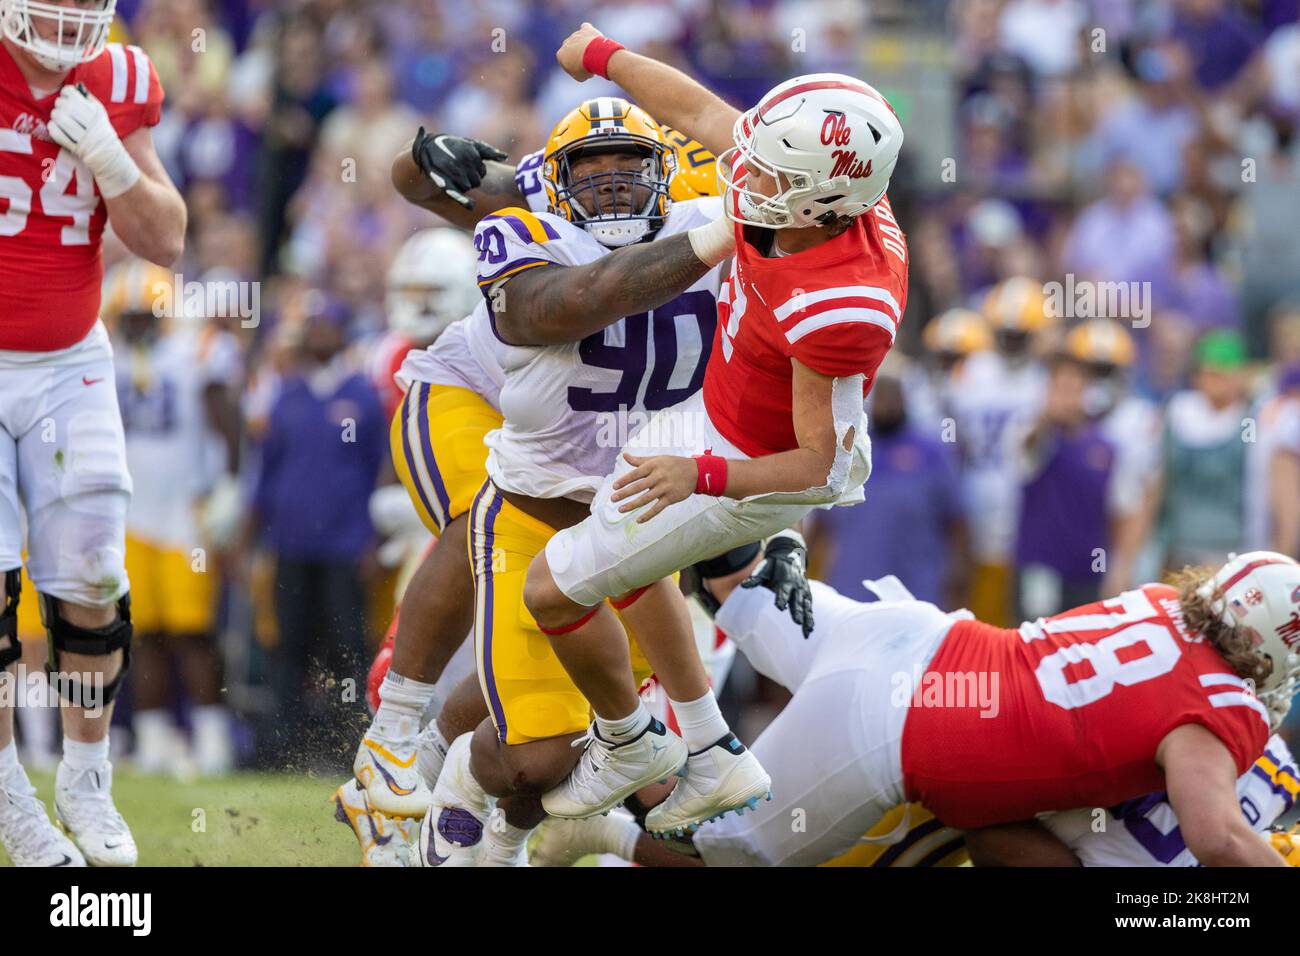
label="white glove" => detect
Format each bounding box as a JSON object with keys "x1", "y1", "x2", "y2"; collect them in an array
[
  {"x1": 47, "y1": 83, "x2": 141, "y2": 199},
  {"x1": 687, "y1": 214, "x2": 736, "y2": 267}
]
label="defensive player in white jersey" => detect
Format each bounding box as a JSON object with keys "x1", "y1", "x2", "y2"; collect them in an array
[
  {"x1": 0, "y1": 0, "x2": 186, "y2": 866},
  {"x1": 346, "y1": 122, "x2": 724, "y2": 835},
  {"x1": 104, "y1": 261, "x2": 241, "y2": 778},
  {"x1": 418, "y1": 96, "x2": 762, "y2": 868},
  {"x1": 946, "y1": 276, "x2": 1052, "y2": 625}
]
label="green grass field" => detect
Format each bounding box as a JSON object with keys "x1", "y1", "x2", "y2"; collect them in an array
[{"x1": 0, "y1": 769, "x2": 359, "y2": 867}]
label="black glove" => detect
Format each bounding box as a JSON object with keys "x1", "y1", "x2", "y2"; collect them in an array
[
  {"x1": 740, "y1": 530, "x2": 814, "y2": 638},
  {"x1": 411, "y1": 127, "x2": 509, "y2": 209}
]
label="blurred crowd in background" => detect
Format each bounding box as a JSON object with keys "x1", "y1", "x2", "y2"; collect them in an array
[{"x1": 11, "y1": 0, "x2": 1300, "y2": 775}]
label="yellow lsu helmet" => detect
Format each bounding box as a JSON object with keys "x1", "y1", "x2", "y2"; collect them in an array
[
  {"x1": 1269, "y1": 824, "x2": 1300, "y2": 866},
  {"x1": 660, "y1": 125, "x2": 718, "y2": 201},
  {"x1": 101, "y1": 259, "x2": 177, "y2": 326},
  {"x1": 1064, "y1": 318, "x2": 1136, "y2": 370},
  {"x1": 543, "y1": 96, "x2": 676, "y2": 247},
  {"x1": 923, "y1": 308, "x2": 993, "y2": 358},
  {"x1": 981, "y1": 276, "x2": 1053, "y2": 334}
]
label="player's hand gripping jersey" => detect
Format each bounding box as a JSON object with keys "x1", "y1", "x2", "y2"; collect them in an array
[
  {"x1": 901, "y1": 584, "x2": 1272, "y2": 829},
  {"x1": 0, "y1": 42, "x2": 163, "y2": 352},
  {"x1": 703, "y1": 151, "x2": 908, "y2": 458},
  {"x1": 474, "y1": 200, "x2": 726, "y2": 501}
]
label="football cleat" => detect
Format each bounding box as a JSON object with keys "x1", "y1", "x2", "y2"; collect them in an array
[
  {"x1": 645, "y1": 734, "x2": 771, "y2": 838},
  {"x1": 0, "y1": 763, "x2": 85, "y2": 867},
  {"x1": 529, "y1": 810, "x2": 637, "y2": 867},
  {"x1": 541, "y1": 718, "x2": 687, "y2": 820},
  {"x1": 54, "y1": 760, "x2": 137, "y2": 867},
  {"x1": 332, "y1": 779, "x2": 417, "y2": 867},
  {"x1": 415, "y1": 733, "x2": 491, "y2": 867},
  {"x1": 353, "y1": 727, "x2": 431, "y2": 819}
]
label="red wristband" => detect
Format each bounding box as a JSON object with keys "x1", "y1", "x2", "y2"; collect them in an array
[
  {"x1": 694, "y1": 450, "x2": 727, "y2": 496},
  {"x1": 581, "y1": 36, "x2": 625, "y2": 79}
]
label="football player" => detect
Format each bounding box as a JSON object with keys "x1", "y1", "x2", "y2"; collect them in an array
[
  {"x1": 345, "y1": 119, "x2": 723, "y2": 839},
  {"x1": 104, "y1": 261, "x2": 241, "y2": 778},
  {"x1": 417, "y1": 96, "x2": 752, "y2": 868},
  {"x1": 518, "y1": 25, "x2": 907, "y2": 837},
  {"x1": 0, "y1": 0, "x2": 185, "y2": 866},
  {"x1": 535, "y1": 562, "x2": 1299, "y2": 867},
  {"x1": 946, "y1": 276, "x2": 1052, "y2": 626}
]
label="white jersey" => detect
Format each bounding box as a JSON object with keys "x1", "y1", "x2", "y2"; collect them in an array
[
  {"x1": 115, "y1": 326, "x2": 241, "y2": 549},
  {"x1": 475, "y1": 198, "x2": 726, "y2": 501},
  {"x1": 947, "y1": 349, "x2": 1046, "y2": 562},
  {"x1": 395, "y1": 306, "x2": 505, "y2": 411},
  {"x1": 1044, "y1": 735, "x2": 1297, "y2": 866}
]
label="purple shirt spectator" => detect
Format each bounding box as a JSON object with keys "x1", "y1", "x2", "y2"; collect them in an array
[{"x1": 812, "y1": 425, "x2": 964, "y2": 605}]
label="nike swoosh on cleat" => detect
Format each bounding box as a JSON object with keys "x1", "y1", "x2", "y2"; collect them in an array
[
  {"x1": 372, "y1": 759, "x2": 417, "y2": 796},
  {"x1": 53, "y1": 855, "x2": 73, "y2": 866},
  {"x1": 363, "y1": 740, "x2": 418, "y2": 768}
]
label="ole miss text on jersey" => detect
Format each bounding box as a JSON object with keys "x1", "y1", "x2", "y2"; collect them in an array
[
  {"x1": 0, "y1": 41, "x2": 164, "y2": 352},
  {"x1": 703, "y1": 154, "x2": 908, "y2": 457}
]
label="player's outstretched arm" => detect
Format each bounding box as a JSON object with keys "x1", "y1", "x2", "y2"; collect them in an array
[
  {"x1": 392, "y1": 128, "x2": 521, "y2": 230},
  {"x1": 490, "y1": 215, "x2": 734, "y2": 346},
  {"x1": 1160, "y1": 723, "x2": 1286, "y2": 867},
  {"x1": 557, "y1": 23, "x2": 740, "y2": 157}
]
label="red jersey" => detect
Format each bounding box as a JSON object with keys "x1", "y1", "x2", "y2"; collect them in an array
[
  {"x1": 702, "y1": 179, "x2": 908, "y2": 457},
  {"x1": 901, "y1": 585, "x2": 1271, "y2": 829},
  {"x1": 0, "y1": 41, "x2": 164, "y2": 352}
]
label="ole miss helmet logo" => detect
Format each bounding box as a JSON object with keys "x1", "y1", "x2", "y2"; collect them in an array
[
  {"x1": 1277, "y1": 611, "x2": 1300, "y2": 650},
  {"x1": 820, "y1": 111, "x2": 873, "y2": 180},
  {"x1": 820, "y1": 111, "x2": 852, "y2": 146}
]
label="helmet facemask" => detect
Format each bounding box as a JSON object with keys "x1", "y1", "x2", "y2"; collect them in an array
[
  {"x1": 550, "y1": 136, "x2": 673, "y2": 248},
  {"x1": 1, "y1": 0, "x2": 117, "y2": 72}
]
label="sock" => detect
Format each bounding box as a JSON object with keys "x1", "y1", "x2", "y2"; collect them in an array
[
  {"x1": 62, "y1": 735, "x2": 110, "y2": 771},
  {"x1": 372, "y1": 671, "x2": 438, "y2": 741},
  {"x1": 595, "y1": 810, "x2": 642, "y2": 861},
  {"x1": 486, "y1": 810, "x2": 533, "y2": 851},
  {"x1": 0, "y1": 739, "x2": 18, "y2": 773},
  {"x1": 595, "y1": 702, "x2": 651, "y2": 744},
  {"x1": 416, "y1": 722, "x2": 450, "y2": 789},
  {"x1": 15, "y1": 669, "x2": 55, "y2": 761},
  {"x1": 669, "y1": 690, "x2": 729, "y2": 752}
]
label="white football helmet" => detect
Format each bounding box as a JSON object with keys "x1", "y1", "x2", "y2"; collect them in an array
[
  {"x1": 386, "y1": 228, "x2": 479, "y2": 342},
  {"x1": 1196, "y1": 551, "x2": 1300, "y2": 727},
  {"x1": 0, "y1": 0, "x2": 117, "y2": 71},
  {"x1": 718, "y1": 73, "x2": 903, "y2": 229}
]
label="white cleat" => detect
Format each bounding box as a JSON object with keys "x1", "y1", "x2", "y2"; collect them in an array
[
  {"x1": 54, "y1": 761, "x2": 137, "y2": 867},
  {"x1": 645, "y1": 734, "x2": 771, "y2": 838},
  {"x1": 0, "y1": 764, "x2": 85, "y2": 867},
  {"x1": 541, "y1": 717, "x2": 686, "y2": 820},
  {"x1": 332, "y1": 778, "x2": 417, "y2": 867},
  {"x1": 353, "y1": 728, "x2": 431, "y2": 819},
  {"x1": 415, "y1": 733, "x2": 492, "y2": 867},
  {"x1": 529, "y1": 810, "x2": 635, "y2": 867}
]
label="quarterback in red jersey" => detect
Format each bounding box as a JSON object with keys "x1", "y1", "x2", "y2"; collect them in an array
[
  {"x1": 521, "y1": 26, "x2": 908, "y2": 837},
  {"x1": 0, "y1": 0, "x2": 185, "y2": 867}
]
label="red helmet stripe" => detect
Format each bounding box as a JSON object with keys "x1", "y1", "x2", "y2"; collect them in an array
[
  {"x1": 1219, "y1": 556, "x2": 1298, "y2": 594},
  {"x1": 758, "y1": 78, "x2": 896, "y2": 121}
]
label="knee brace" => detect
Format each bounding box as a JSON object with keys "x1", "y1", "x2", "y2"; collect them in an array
[
  {"x1": 686, "y1": 541, "x2": 763, "y2": 617},
  {"x1": 0, "y1": 568, "x2": 20, "y2": 670},
  {"x1": 40, "y1": 592, "x2": 133, "y2": 707}
]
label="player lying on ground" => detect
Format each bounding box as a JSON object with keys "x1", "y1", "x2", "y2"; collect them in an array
[
  {"x1": 531, "y1": 561, "x2": 1300, "y2": 867},
  {"x1": 0, "y1": 0, "x2": 185, "y2": 867},
  {"x1": 346, "y1": 118, "x2": 723, "y2": 830},
  {"x1": 518, "y1": 25, "x2": 908, "y2": 836}
]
